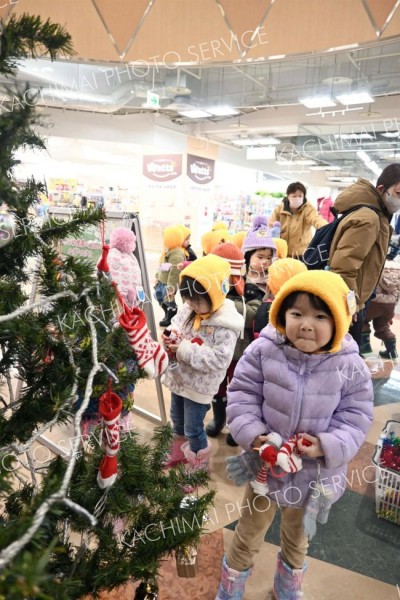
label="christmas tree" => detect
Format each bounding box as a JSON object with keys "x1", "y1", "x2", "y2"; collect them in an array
[{"x1": 0, "y1": 15, "x2": 214, "y2": 599}]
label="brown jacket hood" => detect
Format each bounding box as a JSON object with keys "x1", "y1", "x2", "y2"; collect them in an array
[
  {"x1": 334, "y1": 178, "x2": 390, "y2": 219},
  {"x1": 329, "y1": 179, "x2": 391, "y2": 308}
]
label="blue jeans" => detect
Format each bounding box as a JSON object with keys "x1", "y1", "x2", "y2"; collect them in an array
[
  {"x1": 154, "y1": 282, "x2": 176, "y2": 308},
  {"x1": 170, "y1": 392, "x2": 210, "y2": 452}
]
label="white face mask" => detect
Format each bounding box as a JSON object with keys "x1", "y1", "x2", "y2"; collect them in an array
[
  {"x1": 384, "y1": 191, "x2": 400, "y2": 214},
  {"x1": 289, "y1": 199, "x2": 303, "y2": 209}
]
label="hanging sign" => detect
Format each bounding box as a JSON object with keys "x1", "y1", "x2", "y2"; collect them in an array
[
  {"x1": 142, "y1": 155, "x2": 182, "y2": 182},
  {"x1": 187, "y1": 154, "x2": 215, "y2": 185}
]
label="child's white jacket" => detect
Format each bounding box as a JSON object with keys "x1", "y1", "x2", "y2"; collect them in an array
[{"x1": 162, "y1": 299, "x2": 244, "y2": 404}]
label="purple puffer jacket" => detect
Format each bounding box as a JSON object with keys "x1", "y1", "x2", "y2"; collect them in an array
[{"x1": 226, "y1": 324, "x2": 373, "y2": 508}]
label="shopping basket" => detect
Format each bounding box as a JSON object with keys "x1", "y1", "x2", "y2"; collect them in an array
[{"x1": 372, "y1": 420, "x2": 400, "y2": 525}]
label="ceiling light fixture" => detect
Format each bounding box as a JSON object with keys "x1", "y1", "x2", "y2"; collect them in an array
[
  {"x1": 233, "y1": 136, "x2": 281, "y2": 146},
  {"x1": 381, "y1": 131, "x2": 400, "y2": 138},
  {"x1": 246, "y1": 147, "x2": 276, "y2": 160},
  {"x1": 178, "y1": 109, "x2": 211, "y2": 118},
  {"x1": 207, "y1": 106, "x2": 239, "y2": 116},
  {"x1": 299, "y1": 95, "x2": 336, "y2": 108},
  {"x1": 336, "y1": 91, "x2": 374, "y2": 105}
]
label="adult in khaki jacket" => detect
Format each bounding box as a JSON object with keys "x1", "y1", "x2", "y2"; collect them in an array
[
  {"x1": 329, "y1": 163, "x2": 400, "y2": 347},
  {"x1": 270, "y1": 181, "x2": 327, "y2": 257}
]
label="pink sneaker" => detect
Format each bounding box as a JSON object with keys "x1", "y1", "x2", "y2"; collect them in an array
[{"x1": 164, "y1": 435, "x2": 188, "y2": 468}]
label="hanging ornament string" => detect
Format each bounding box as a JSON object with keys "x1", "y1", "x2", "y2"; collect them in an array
[{"x1": 97, "y1": 212, "x2": 110, "y2": 275}]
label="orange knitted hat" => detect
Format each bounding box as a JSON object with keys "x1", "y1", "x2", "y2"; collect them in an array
[{"x1": 210, "y1": 242, "x2": 245, "y2": 295}]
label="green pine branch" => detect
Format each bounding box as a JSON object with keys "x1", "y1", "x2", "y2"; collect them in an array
[{"x1": 0, "y1": 14, "x2": 74, "y2": 76}]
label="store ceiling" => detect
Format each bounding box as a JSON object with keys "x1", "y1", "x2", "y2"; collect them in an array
[{"x1": 1, "y1": 1, "x2": 400, "y2": 183}]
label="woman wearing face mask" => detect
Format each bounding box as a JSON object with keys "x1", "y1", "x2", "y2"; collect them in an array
[
  {"x1": 270, "y1": 181, "x2": 327, "y2": 257},
  {"x1": 329, "y1": 163, "x2": 400, "y2": 348}
]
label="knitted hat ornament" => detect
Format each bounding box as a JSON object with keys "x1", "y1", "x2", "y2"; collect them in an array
[
  {"x1": 107, "y1": 227, "x2": 143, "y2": 307},
  {"x1": 269, "y1": 270, "x2": 354, "y2": 353},
  {"x1": 210, "y1": 242, "x2": 245, "y2": 296},
  {"x1": 267, "y1": 258, "x2": 307, "y2": 297},
  {"x1": 242, "y1": 216, "x2": 277, "y2": 255}
]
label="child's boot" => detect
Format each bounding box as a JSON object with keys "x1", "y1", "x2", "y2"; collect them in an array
[
  {"x1": 158, "y1": 303, "x2": 168, "y2": 326},
  {"x1": 182, "y1": 440, "x2": 212, "y2": 473},
  {"x1": 360, "y1": 331, "x2": 372, "y2": 355},
  {"x1": 159, "y1": 305, "x2": 178, "y2": 327},
  {"x1": 379, "y1": 338, "x2": 398, "y2": 359},
  {"x1": 164, "y1": 435, "x2": 188, "y2": 468},
  {"x1": 181, "y1": 440, "x2": 212, "y2": 493},
  {"x1": 215, "y1": 556, "x2": 252, "y2": 600},
  {"x1": 206, "y1": 396, "x2": 226, "y2": 437},
  {"x1": 273, "y1": 552, "x2": 306, "y2": 600}
]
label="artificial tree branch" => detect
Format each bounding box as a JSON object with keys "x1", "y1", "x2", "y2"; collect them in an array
[{"x1": 0, "y1": 295, "x2": 101, "y2": 570}]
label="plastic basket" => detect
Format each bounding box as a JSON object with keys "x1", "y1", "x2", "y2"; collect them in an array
[{"x1": 372, "y1": 420, "x2": 400, "y2": 525}]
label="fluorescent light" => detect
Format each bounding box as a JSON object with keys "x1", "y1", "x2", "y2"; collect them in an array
[
  {"x1": 336, "y1": 91, "x2": 374, "y2": 105},
  {"x1": 299, "y1": 95, "x2": 336, "y2": 108},
  {"x1": 269, "y1": 54, "x2": 286, "y2": 60},
  {"x1": 381, "y1": 131, "x2": 400, "y2": 138},
  {"x1": 368, "y1": 161, "x2": 381, "y2": 176},
  {"x1": 178, "y1": 109, "x2": 211, "y2": 118},
  {"x1": 335, "y1": 133, "x2": 374, "y2": 140},
  {"x1": 233, "y1": 138, "x2": 258, "y2": 146},
  {"x1": 356, "y1": 150, "x2": 370, "y2": 163},
  {"x1": 246, "y1": 147, "x2": 276, "y2": 160},
  {"x1": 208, "y1": 106, "x2": 239, "y2": 116},
  {"x1": 258, "y1": 136, "x2": 281, "y2": 145},
  {"x1": 233, "y1": 136, "x2": 281, "y2": 146}
]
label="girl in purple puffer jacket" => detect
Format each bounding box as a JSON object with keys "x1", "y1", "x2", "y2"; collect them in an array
[{"x1": 215, "y1": 270, "x2": 373, "y2": 600}]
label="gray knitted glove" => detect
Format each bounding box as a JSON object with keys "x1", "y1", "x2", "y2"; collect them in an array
[{"x1": 226, "y1": 450, "x2": 263, "y2": 486}]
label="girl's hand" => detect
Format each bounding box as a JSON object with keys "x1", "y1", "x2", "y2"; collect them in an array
[
  {"x1": 297, "y1": 433, "x2": 324, "y2": 458},
  {"x1": 167, "y1": 343, "x2": 179, "y2": 353},
  {"x1": 251, "y1": 435, "x2": 270, "y2": 450}
]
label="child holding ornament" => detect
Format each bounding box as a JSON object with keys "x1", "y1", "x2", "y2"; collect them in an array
[
  {"x1": 162, "y1": 255, "x2": 243, "y2": 474},
  {"x1": 215, "y1": 270, "x2": 373, "y2": 600}
]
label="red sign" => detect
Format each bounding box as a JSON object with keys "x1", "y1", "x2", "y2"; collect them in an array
[
  {"x1": 143, "y1": 155, "x2": 182, "y2": 181},
  {"x1": 187, "y1": 154, "x2": 215, "y2": 185}
]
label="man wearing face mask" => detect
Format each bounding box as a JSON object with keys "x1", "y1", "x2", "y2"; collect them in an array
[
  {"x1": 270, "y1": 181, "x2": 327, "y2": 257},
  {"x1": 329, "y1": 163, "x2": 400, "y2": 347}
]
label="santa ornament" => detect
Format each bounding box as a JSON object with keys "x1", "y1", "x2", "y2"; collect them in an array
[
  {"x1": 251, "y1": 432, "x2": 282, "y2": 495},
  {"x1": 251, "y1": 433, "x2": 312, "y2": 495}
]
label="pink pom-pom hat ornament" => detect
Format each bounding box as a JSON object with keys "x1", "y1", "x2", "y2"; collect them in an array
[{"x1": 110, "y1": 227, "x2": 137, "y2": 254}]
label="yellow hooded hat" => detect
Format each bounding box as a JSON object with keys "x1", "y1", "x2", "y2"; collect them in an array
[
  {"x1": 268, "y1": 258, "x2": 307, "y2": 297},
  {"x1": 180, "y1": 255, "x2": 231, "y2": 313},
  {"x1": 201, "y1": 229, "x2": 230, "y2": 255},
  {"x1": 163, "y1": 225, "x2": 185, "y2": 250},
  {"x1": 269, "y1": 270, "x2": 353, "y2": 353},
  {"x1": 273, "y1": 238, "x2": 288, "y2": 259}
]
